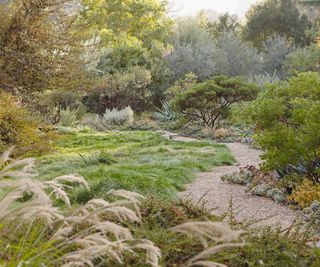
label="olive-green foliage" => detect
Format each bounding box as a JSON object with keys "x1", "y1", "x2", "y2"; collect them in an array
[
  {"x1": 243, "y1": 0, "x2": 312, "y2": 48},
  {"x1": 0, "y1": 0, "x2": 88, "y2": 98},
  {"x1": 0, "y1": 91, "x2": 52, "y2": 155},
  {"x1": 36, "y1": 131, "x2": 234, "y2": 201},
  {"x1": 284, "y1": 44, "x2": 320, "y2": 76},
  {"x1": 81, "y1": 0, "x2": 172, "y2": 74},
  {"x1": 36, "y1": 89, "x2": 86, "y2": 124},
  {"x1": 85, "y1": 66, "x2": 152, "y2": 114},
  {"x1": 205, "y1": 13, "x2": 242, "y2": 39},
  {"x1": 172, "y1": 76, "x2": 258, "y2": 129},
  {"x1": 216, "y1": 227, "x2": 320, "y2": 267},
  {"x1": 242, "y1": 72, "x2": 320, "y2": 178},
  {"x1": 165, "y1": 72, "x2": 199, "y2": 100}
]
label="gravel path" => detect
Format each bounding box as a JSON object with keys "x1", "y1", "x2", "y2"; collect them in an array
[{"x1": 173, "y1": 136, "x2": 301, "y2": 229}]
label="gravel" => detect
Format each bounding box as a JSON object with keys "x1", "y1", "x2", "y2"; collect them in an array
[{"x1": 174, "y1": 138, "x2": 301, "y2": 229}]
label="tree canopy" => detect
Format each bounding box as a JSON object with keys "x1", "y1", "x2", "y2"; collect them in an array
[{"x1": 243, "y1": 0, "x2": 312, "y2": 48}]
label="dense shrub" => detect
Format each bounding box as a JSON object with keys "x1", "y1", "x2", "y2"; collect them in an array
[
  {"x1": 284, "y1": 44, "x2": 320, "y2": 76},
  {"x1": 58, "y1": 107, "x2": 79, "y2": 127},
  {"x1": 165, "y1": 72, "x2": 199, "y2": 100},
  {"x1": 36, "y1": 90, "x2": 86, "y2": 124},
  {"x1": 85, "y1": 66, "x2": 152, "y2": 113},
  {"x1": 289, "y1": 179, "x2": 320, "y2": 208},
  {"x1": 261, "y1": 35, "x2": 294, "y2": 77},
  {"x1": 242, "y1": 72, "x2": 320, "y2": 179},
  {"x1": 0, "y1": 92, "x2": 52, "y2": 155},
  {"x1": 216, "y1": 32, "x2": 263, "y2": 77},
  {"x1": 172, "y1": 76, "x2": 258, "y2": 129},
  {"x1": 83, "y1": 106, "x2": 134, "y2": 131}
]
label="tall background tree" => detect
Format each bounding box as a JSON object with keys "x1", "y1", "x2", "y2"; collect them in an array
[{"x1": 243, "y1": 0, "x2": 312, "y2": 48}]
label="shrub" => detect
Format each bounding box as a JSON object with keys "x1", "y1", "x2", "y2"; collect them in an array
[
  {"x1": 289, "y1": 179, "x2": 320, "y2": 208},
  {"x1": 241, "y1": 72, "x2": 320, "y2": 179},
  {"x1": 172, "y1": 76, "x2": 258, "y2": 129},
  {"x1": 36, "y1": 90, "x2": 86, "y2": 124},
  {"x1": 216, "y1": 32, "x2": 263, "y2": 77},
  {"x1": 165, "y1": 72, "x2": 198, "y2": 100},
  {"x1": 0, "y1": 91, "x2": 52, "y2": 155},
  {"x1": 85, "y1": 66, "x2": 152, "y2": 113},
  {"x1": 284, "y1": 44, "x2": 320, "y2": 76},
  {"x1": 83, "y1": 106, "x2": 134, "y2": 131},
  {"x1": 261, "y1": 35, "x2": 294, "y2": 77},
  {"x1": 58, "y1": 107, "x2": 79, "y2": 127}
]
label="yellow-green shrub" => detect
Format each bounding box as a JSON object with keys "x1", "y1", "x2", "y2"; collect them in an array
[
  {"x1": 289, "y1": 179, "x2": 320, "y2": 208},
  {"x1": 0, "y1": 91, "x2": 53, "y2": 155}
]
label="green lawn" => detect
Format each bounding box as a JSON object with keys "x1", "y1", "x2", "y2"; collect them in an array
[{"x1": 36, "y1": 131, "x2": 234, "y2": 202}]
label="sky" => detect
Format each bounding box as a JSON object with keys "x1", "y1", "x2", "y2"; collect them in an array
[{"x1": 169, "y1": 0, "x2": 259, "y2": 18}]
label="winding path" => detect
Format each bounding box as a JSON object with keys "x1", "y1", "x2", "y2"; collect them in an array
[{"x1": 173, "y1": 137, "x2": 301, "y2": 229}]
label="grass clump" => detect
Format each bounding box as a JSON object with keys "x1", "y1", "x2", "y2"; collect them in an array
[{"x1": 36, "y1": 131, "x2": 234, "y2": 201}]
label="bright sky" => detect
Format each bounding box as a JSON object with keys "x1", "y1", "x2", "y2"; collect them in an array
[{"x1": 170, "y1": 0, "x2": 259, "y2": 18}]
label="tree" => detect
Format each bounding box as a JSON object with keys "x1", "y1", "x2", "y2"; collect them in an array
[
  {"x1": 216, "y1": 32, "x2": 263, "y2": 77},
  {"x1": 0, "y1": 0, "x2": 88, "y2": 98},
  {"x1": 242, "y1": 72, "x2": 320, "y2": 179},
  {"x1": 166, "y1": 17, "x2": 222, "y2": 80},
  {"x1": 205, "y1": 13, "x2": 242, "y2": 39},
  {"x1": 172, "y1": 76, "x2": 258, "y2": 129},
  {"x1": 80, "y1": 0, "x2": 172, "y2": 73},
  {"x1": 243, "y1": 0, "x2": 312, "y2": 48}
]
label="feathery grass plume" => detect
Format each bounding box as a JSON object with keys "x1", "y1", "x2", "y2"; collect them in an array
[
  {"x1": 108, "y1": 189, "x2": 146, "y2": 219},
  {"x1": 44, "y1": 174, "x2": 89, "y2": 207},
  {"x1": 171, "y1": 221, "x2": 243, "y2": 247},
  {"x1": 171, "y1": 221, "x2": 246, "y2": 267},
  {"x1": 0, "y1": 148, "x2": 161, "y2": 266},
  {"x1": 133, "y1": 239, "x2": 162, "y2": 267},
  {"x1": 82, "y1": 198, "x2": 141, "y2": 223}
]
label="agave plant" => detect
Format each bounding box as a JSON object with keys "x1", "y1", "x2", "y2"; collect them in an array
[{"x1": 154, "y1": 100, "x2": 176, "y2": 121}]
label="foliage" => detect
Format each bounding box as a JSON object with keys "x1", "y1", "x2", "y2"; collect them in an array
[
  {"x1": 36, "y1": 89, "x2": 86, "y2": 124},
  {"x1": 216, "y1": 32, "x2": 263, "y2": 77},
  {"x1": 241, "y1": 72, "x2": 320, "y2": 179},
  {"x1": 167, "y1": 17, "x2": 222, "y2": 80},
  {"x1": 0, "y1": 0, "x2": 88, "y2": 98},
  {"x1": 205, "y1": 13, "x2": 242, "y2": 39},
  {"x1": 80, "y1": 0, "x2": 172, "y2": 74},
  {"x1": 289, "y1": 179, "x2": 320, "y2": 208},
  {"x1": 58, "y1": 107, "x2": 79, "y2": 127},
  {"x1": 36, "y1": 131, "x2": 234, "y2": 200},
  {"x1": 168, "y1": 19, "x2": 262, "y2": 80},
  {"x1": 0, "y1": 92, "x2": 53, "y2": 155},
  {"x1": 154, "y1": 101, "x2": 176, "y2": 121},
  {"x1": 166, "y1": 72, "x2": 199, "y2": 99},
  {"x1": 284, "y1": 44, "x2": 320, "y2": 76},
  {"x1": 83, "y1": 106, "x2": 134, "y2": 131},
  {"x1": 221, "y1": 165, "x2": 287, "y2": 203},
  {"x1": 172, "y1": 76, "x2": 258, "y2": 129},
  {"x1": 85, "y1": 66, "x2": 152, "y2": 113},
  {"x1": 261, "y1": 35, "x2": 294, "y2": 77},
  {"x1": 216, "y1": 227, "x2": 319, "y2": 267},
  {"x1": 243, "y1": 0, "x2": 312, "y2": 48}
]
